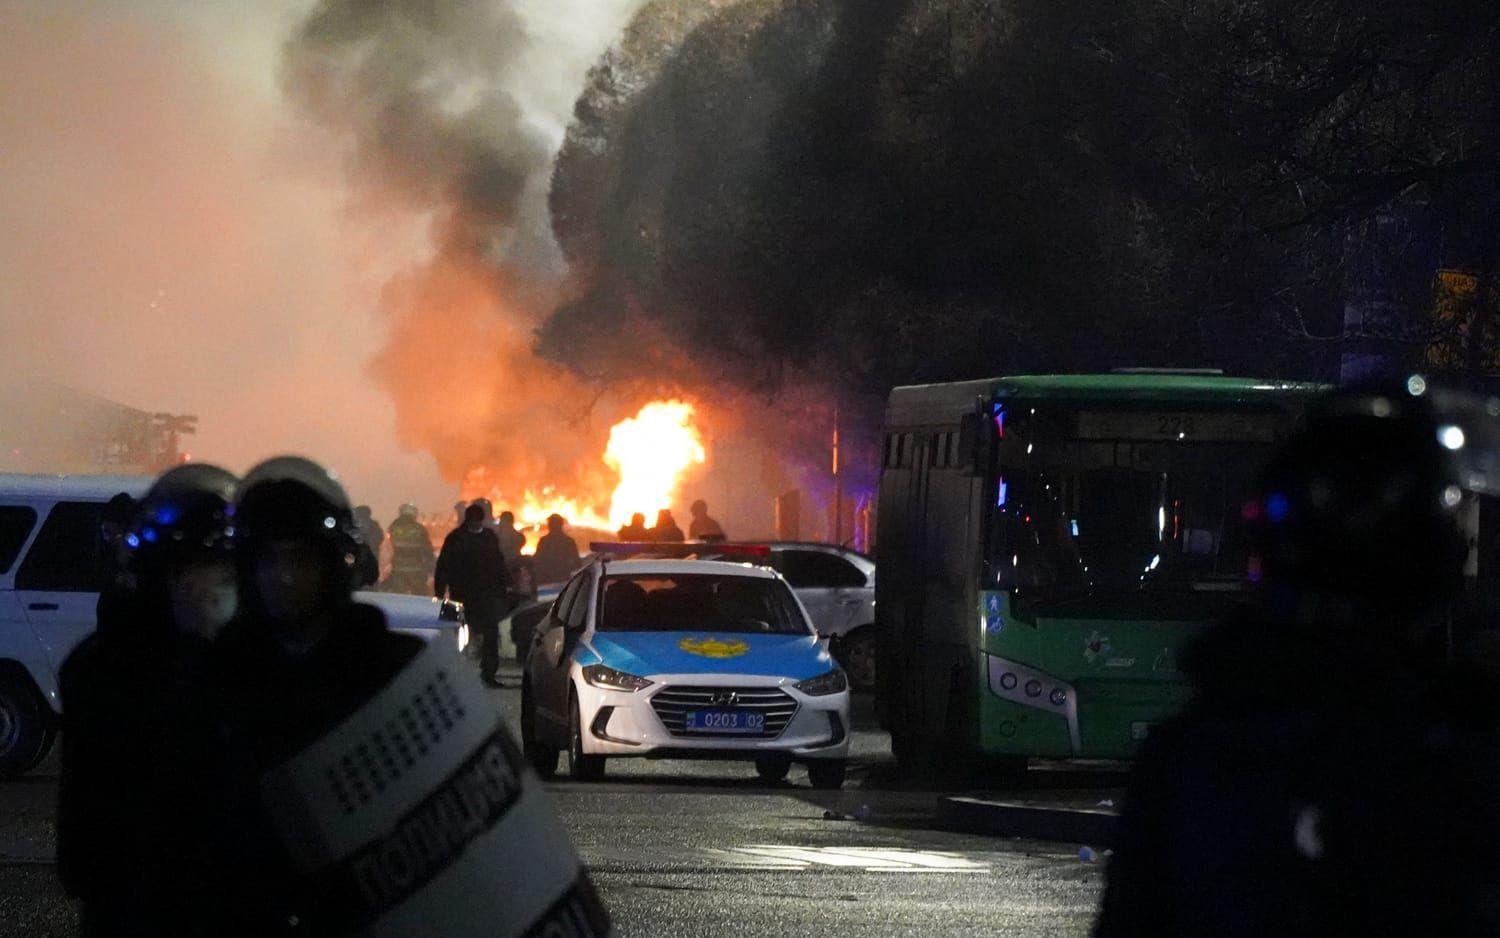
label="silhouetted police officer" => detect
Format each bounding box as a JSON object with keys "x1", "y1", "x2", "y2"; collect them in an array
[
  {"x1": 59, "y1": 464, "x2": 252, "y2": 937},
  {"x1": 223, "y1": 461, "x2": 611, "y2": 938},
  {"x1": 1096, "y1": 382, "x2": 1500, "y2": 937},
  {"x1": 214, "y1": 457, "x2": 424, "y2": 933},
  {"x1": 220, "y1": 456, "x2": 422, "y2": 769}
]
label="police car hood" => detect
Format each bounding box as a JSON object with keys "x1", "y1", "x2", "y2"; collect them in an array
[
  {"x1": 584, "y1": 631, "x2": 833, "y2": 680},
  {"x1": 356, "y1": 591, "x2": 458, "y2": 633}
]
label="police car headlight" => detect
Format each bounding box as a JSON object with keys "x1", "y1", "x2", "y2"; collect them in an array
[
  {"x1": 795, "y1": 669, "x2": 848, "y2": 696},
  {"x1": 582, "y1": 664, "x2": 652, "y2": 692}
]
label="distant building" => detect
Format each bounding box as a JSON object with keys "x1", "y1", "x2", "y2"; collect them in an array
[{"x1": 0, "y1": 380, "x2": 196, "y2": 474}]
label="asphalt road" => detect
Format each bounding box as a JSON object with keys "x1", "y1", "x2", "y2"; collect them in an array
[{"x1": 0, "y1": 664, "x2": 1109, "y2": 937}]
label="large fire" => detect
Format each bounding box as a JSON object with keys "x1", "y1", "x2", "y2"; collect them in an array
[
  {"x1": 602, "y1": 400, "x2": 706, "y2": 530},
  {"x1": 469, "y1": 399, "x2": 707, "y2": 551}
]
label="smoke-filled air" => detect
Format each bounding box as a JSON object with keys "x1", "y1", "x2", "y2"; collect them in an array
[{"x1": 16, "y1": 0, "x2": 1482, "y2": 539}]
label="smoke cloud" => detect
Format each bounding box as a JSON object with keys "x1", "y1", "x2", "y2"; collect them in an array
[
  {"x1": 0, "y1": 0, "x2": 449, "y2": 511},
  {"x1": 281, "y1": 0, "x2": 652, "y2": 512}
]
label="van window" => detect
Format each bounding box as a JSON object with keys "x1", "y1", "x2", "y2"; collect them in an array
[
  {"x1": 0, "y1": 507, "x2": 38, "y2": 574},
  {"x1": 15, "y1": 502, "x2": 107, "y2": 592}
]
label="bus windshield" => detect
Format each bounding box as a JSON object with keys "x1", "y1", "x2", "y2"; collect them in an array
[{"x1": 989, "y1": 407, "x2": 1290, "y2": 619}]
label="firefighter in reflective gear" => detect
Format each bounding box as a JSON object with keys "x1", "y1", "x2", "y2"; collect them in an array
[
  {"x1": 384, "y1": 503, "x2": 434, "y2": 595},
  {"x1": 224, "y1": 460, "x2": 611, "y2": 937},
  {"x1": 59, "y1": 464, "x2": 261, "y2": 937},
  {"x1": 1096, "y1": 383, "x2": 1500, "y2": 938}
]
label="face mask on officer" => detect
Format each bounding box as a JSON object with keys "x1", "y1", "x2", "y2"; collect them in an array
[
  {"x1": 168, "y1": 558, "x2": 239, "y2": 640},
  {"x1": 254, "y1": 539, "x2": 332, "y2": 633}
]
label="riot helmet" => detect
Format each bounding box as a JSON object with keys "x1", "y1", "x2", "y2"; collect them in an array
[
  {"x1": 398, "y1": 502, "x2": 419, "y2": 520},
  {"x1": 1250, "y1": 378, "x2": 1486, "y2": 625},
  {"x1": 126, "y1": 463, "x2": 240, "y2": 637},
  {"x1": 236, "y1": 456, "x2": 364, "y2": 628}
]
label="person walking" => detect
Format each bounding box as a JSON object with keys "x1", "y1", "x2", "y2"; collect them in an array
[{"x1": 435, "y1": 503, "x2": 513, "y2": 687}]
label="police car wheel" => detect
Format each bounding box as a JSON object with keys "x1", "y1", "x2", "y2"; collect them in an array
[
  {"x1": 521, "y1": 684, "x2": 559, "y2": 779},
  {"x1": 754, "y1": 754, "x2": 791, "y2": 783},
  {"x1": 807, "y1": 759, "x2": 846, "y2": 790},
  {"x1": 841, "y1": 629, "x2": 877, "y2": 693},
  {"x1": 568, "y1": 695, "x2": 606, "y2": 781},
  {"x1": 0, "y1": 676, "x2": 48, "y2": 778}
]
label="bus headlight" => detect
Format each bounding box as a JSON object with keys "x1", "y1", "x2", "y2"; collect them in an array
[
  {"x1": 583, "y1": 664, "x2": 653, "y2": 692},
  {"x1": 1024, "y1": 679, "x2": 1043, "y2": 698},
  {"x1": 795, "y1": 669, "x2": 848, "y2": 696},
  {"x1": 1049, "y1": 688, "x2": 1067, "y2": 706}
]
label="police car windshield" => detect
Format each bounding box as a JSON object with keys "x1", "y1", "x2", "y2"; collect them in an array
[{"x1": 598, "y1": 573, "x2": 811, "y2": 635}]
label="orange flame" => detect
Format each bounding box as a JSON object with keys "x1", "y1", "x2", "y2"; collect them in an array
[
  {"x1": 603, "y1": 400, "x2": 706, "y2": 530},
  {"x1": 472, "y1": 399, "x2": 707, "y2": 551}
]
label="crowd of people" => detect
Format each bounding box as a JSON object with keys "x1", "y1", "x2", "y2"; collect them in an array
[
  {"x1": 615, "y1": 500, "x2": 726, "y2": 543},
  {"x1": 337, "y1": 496, "x2": 726, "y2": 688}
]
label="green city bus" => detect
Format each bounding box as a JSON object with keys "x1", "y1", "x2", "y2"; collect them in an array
[{"x1": 874, "y1": 373, "x2": 1325, "y2": 770}]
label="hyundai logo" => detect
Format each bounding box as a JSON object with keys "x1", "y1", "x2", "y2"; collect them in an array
[{"x1": 709, "y1": 691, "x2": 740, "y2": 708}]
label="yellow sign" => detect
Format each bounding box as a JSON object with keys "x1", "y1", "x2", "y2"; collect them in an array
[
  {"x1": 678, "y1": 637, "x2": 749, "y2": 659},
  {"x1": 1427, "y1": 268, "x2": 1500, "y2": 375}
]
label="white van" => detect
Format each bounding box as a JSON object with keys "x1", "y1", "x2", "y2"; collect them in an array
[{"x1": 0, "y1": 473, "x2": 467, "y2": 778}]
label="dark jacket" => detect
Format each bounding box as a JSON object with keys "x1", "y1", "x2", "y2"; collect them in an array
[
  {"x1": 214, "y1": 602, "x2": 423, "y2": 933},
  {"x1": 58, "y1": 597, "x2": 264, "y2": 937},
  {"x1": 649, "y1": 521, "x2": 685, "y2": 542},
  {"x1": 434, "y1": 526, "x2": 511, "y2": 607},
  {"x1": 689, "y1": 515, "x2": 725, "y2": 541},
  {"x1": 217, "y1": 602, "x2": 422, "y2": 769},
  {"x1": 1095, "y1": 613, "x2": 1500, "y2": 938},
  {"x1": 532, "y1": 531, "x2": 581, "y2": 586}
]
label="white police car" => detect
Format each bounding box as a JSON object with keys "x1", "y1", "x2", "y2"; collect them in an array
[{"x1": 520, "y1": 557, "x2": 851, "y2": 788}]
